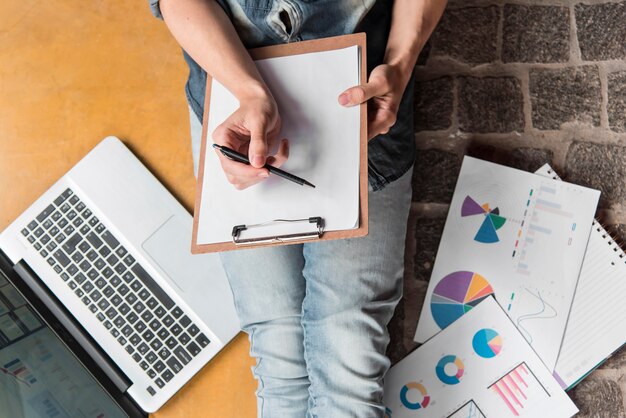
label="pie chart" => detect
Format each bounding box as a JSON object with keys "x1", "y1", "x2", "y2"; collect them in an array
[
  {"x1": 431, "y1": 271, "x2": 494, "y2": 329},
  {"x1": 472, "y1": 328, "x2": 503, "y2": 358},
  {"x1": 461, "y1": 195, "x2": 507, "y2": 243}
]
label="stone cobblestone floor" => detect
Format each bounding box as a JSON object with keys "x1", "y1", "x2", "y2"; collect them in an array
[{"x1": 387, "y1": 1, "x2": 626, "y2": 416}]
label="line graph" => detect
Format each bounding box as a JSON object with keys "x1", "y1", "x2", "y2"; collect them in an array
[{"x1": 515, "y1": 288, "x2": 557, "y2": 343}]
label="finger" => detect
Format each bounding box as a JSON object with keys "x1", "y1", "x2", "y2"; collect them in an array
[
  {"x1": 217, "y1": 152, "x2": 269, "y2": 180},
  {"x1": 338, "y1": 79, "x2": 388, "y2": 107},
  {"x1": 266, "y1": 139, "x2": 289, "y2": 168},
  {"x1": 368, "y1": 109, "x2": 397, "y2": 140},
  {"x1": 248, "y1": 122, "x2": 268, "y2": 168}
]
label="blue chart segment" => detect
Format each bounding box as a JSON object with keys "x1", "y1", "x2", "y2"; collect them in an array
[
  {"x1": 472, "y1": 329, "x2": 503, "y2": 358},
  {"x1": 436, "y1": 355, "x2": 465, "y2": 385},
  {"x1": 461, "y1": 196, "x2": 507, "y2": 243},
  {"x1": 399, "y1": 382, "x2": 431, "y2": 410}
]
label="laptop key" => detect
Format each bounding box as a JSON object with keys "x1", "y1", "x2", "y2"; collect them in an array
[
  {"x1": 79, "y1": 226, "x2": 90, "y2": 237},
  {"x1": 171, "y1": 307, "x2": 183, "y2": 319},
  {"x1": 146, "y1": 297, "x2": 158, "y2": 310},
  {"x1": 124, "y1": 255, "x2": 135, "y2": 266},
  {"x1": 53, "y1": 265, "x2": 62, "y2": 274},
  {"x1": 67, "y1": 210, "x2": 77, "y2": 220},
  {"x1": 118, "y1": 284, "x2": 129, "y2": 296},
  {"x1": 74, "y1": 288, "x2": 83, "y2": 298},
  {"x1": 82, "y1": 209, "x2": 93, "y2": 220},
  {"x1": 121, "y1": 325, "x2": 133, "y2": 337},
  {"x1": 53, "y1": 250, "x2": 70, "y2": 267},
  {"x1": 138, "y1": 289, "x2": 150, "y2": 301},
  {"x1": 68, "y1": 281, "x2": 77, "y2": 290},
  {"x1": 75, "y1": 201, "x2": 85, "y2": 212},
  {"x1": 43, "y1": 219, "x2": 53, "y2": 229},
  {"x1": 101, "y1": 231, "x2": 119, "y2": 249},
  {"x1": 99, "y1": 246, "x2": 111, "y2": 257},
  {"x1": 158, "y1": 348, "x2": 171, "y2": 360},
  {"x1": 69, "y1": 194, "x2": 79, "y2": 205},
  {"x1": 180, "y1": 333, "x2": 190, "y2": 345},
  {"x1": 115, "y1": 246, "x2": 127, "y2": 258},
  {"x1": 134, "y1": 322, "x2": 147, "y2": 333},
  {"x1": 110, "y1": 328, "x2": 119, "y2": 337},
  {"x1": 162, "y1": 369, "x2": 175, "y2": 382},
  {"x1": 143, "y1": 363, "x2": 152, "y2": 373},
  {"x1": 40, "y1": 249, "x2": 49, "y2": 258},
  {"x1": 105, "y1": 307, "x2": 117, "y2": 319},
  {"x1": 102, "y1": 267, "x2": 113, "y2": 279},
  {"x1": 46, "y1": 242, "x2": 57, "y2": 252},
  {"x1": 47, "y1": 257, "x2": 56, "y2": 267},
  {"x1": 154, "y1": 360, "x2": 165, "y2": 373},
  {"x1": 86, "y1": 250, "x2": 98, "y2": 261},
  {"x1": 111, "y1": 295, "x2": 123, "y2": 306},
  {"x1": 149, "y1": 319, "x2": 161, "y2": 331},
  {"x1": 110, "y1": 275, "x2": 121, "y2": 287},
  {"x1": 132, "y1": 353, "x2": 142, "y2": 363},
  {"x1": 94, "y1": 258, "x2": 106, "y2": 270},
  {"x1": 97, "y1": 299, "x2": 109, "y2": 310},
  {"x1": 88, "y1": 269, "x2": 100, "y2": 281},
  {"x1": 89, "y1": 216, "x2": 99, "y2": 226},
  {"x1": 54, "y1": 233, "x2": 66, "y2": 244},
  {"x1": 155, "y1": 378, "x2": 165, "y2": 389},
  {"x1": 21, "y1": 228, "x2": 29, "y2": 237},
  {"x1": 72, "y1": 217, "x2": 83, "y2": 227},
  {"x1": 115, "y1": 263, "x2": 126, "y2": 275},
  {"x1": 74, "y1": 273, "x2": 87, "y2": 285},
  {"x1": 119, "y1": 303, "x2": 130, "y2": 315},
  {"x1": 34, "y1": 243, "x2": 42, "y2": 251},
  {"x1": 52, "y1": 211, "x2": 62, "y2": 221},
  {"x1": 141, "y1": 311, "x2": 153, "y2": 322},
  {"x1": 122, "y1": 272, "x2": 134, "y2": 283},
  {"x1": 36, "y1": 204, "x2": 55, "y2": 222},
  {"x1": 79, "y1": 260, "x2": 90, "y2": 272},
  {"x1": 133, "y1": 302, "x2": 145, "y2": 314},
  {"x1": 49, "y1": 226, "x2": 59, "y2": 236},
  {"x1": 34, "y1": 227, "x2": 44, "y2": 237},
  {"x1": 95, "y1": 223, "x2": 106, "y2": 234},
  {"x1": 127, "y1": 313, "x2": 139, "y2": 324},
  {"x1": 67, "y1": 264, "x2": 79, "y2": 275},
  {"x1": 155, "y1": 306, "x2": 166, "y2": 317},
  {"x1": 114, "y1": 316, "x2": 125, "y2": 328},
  {"x1": 103, "y1": 285, "x2": 114, "y2": 298},
  {"x1": 82, "y1": 281, "x2": 94, "y2": 293},
  {"x1": 150, "y1": 339, "x2": 162, "y2": 351},
  {"x1": 96, "y1": 313, "x2": 105, "y2": 322},
  {"x1": 72, "y1": 252, "x2": 84, "y2": 263},
  {"x1": 167, "y1": 356, "x2": 183, "y2": 374},
  {"x1": 125, "y1": 345, "x2": 134, "y2": 355},
  {"x1": 188, "y1": 325, "x2": 199, "y2": 337},
  {"x1": 60, "y1": 272, "x2": 69, "y2": 281},
  {"x1": 59, "y1": 218, "x2": 69, "y2": 228},
  {"x1": 130, "y1": 280, "x2": 141, "y2": 292},
  {"x1": 186, "y1": 342, "x2": 201, "y2": 357},
  {"x1": 147, "y1": 369, "x2": 156, "y2": 378},
  {"x1": 157, "y1": 328, "x2": 170, "y2": 341},
  {"x1": 174, "y1": 346, "x2": 192, "y2": 365},
  {"x1": 81, "y1": 296, "x2": 90, "y2": 306},
  {"x1": 165, "y1": 337, "x2": 177, "y2": 349},
  {"x1": 89, "y1": 304, "x2": 98, "y2": 314},
  {"x1": 179, "y1": 315, "x2": 191, "y2": 328},
  {"x1": 95, "y1": 277, "x2": 106, "y2": 289},
  {"x1": 142, "y1": 330, "x2": 155, "y2": 342},
  {"x1": 28, "y1": 220, "x2": 38, "y2": 230},
  {"x1": 63, "y1": 225, "x2": 74, "y2": 236},
  {"x1": 170, "y1": 324, "x2": 182, "y2": 336},
  {"x1": 146, "y1": 352, "x2": 158, "y2": 364},
  {"x1": 196, "y1": 333, "x2": 210, "y2": 348},
  {"x1": 41, "y1": 234, "x2": 51, "y2": 244},
  {"x1": 130, "y1": 334, "x2": 141, "y2": 346}
]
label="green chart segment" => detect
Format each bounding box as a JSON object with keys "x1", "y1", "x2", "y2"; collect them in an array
[
  {"x1": 461, "y1": 196, "x2": 507, "y2": 243},
  {"x1": 431, "y1": 271, "x2": 495, "y2": 329}
]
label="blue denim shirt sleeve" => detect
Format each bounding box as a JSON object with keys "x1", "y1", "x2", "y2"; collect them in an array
[{"x1": 148, "y1": 0, "x2": 163, "y2": 20}]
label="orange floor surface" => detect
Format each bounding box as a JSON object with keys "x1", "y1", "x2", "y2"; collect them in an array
[{"x1": 0, "y1": 1, "x2": 257, "y2": 416}]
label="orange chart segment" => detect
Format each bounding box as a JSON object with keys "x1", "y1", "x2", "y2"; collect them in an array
[{"x1": 464, "y1": 273, "x2": 494, "y2": 303}]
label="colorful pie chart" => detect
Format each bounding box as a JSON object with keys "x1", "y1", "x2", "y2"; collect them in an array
[
  {"x1": 461, "y1": 195, "x2": 507, "y2": 243},
  {"x1": 436, "y1": 355, "x2": 465, "y2": 385},
  {"x1": 472, "y1": 328, "x2": 503, "y2": 358},
  {"x1": 431, "y1": 271, "x2": 495, "y2": 330}
]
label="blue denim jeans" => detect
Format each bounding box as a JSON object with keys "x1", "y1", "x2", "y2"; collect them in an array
[{"x1": 190, "y1": 109, "x2": 412, "y2": 417}]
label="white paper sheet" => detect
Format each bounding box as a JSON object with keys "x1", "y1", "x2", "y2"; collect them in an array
[
  {"x1": 385, "y1": 297, "x2": 578, "y2": 418},
  {"x1": 535, "y1": 165, "x2": 626, "y2": 389},
  {"x1": 197, "y1": 46, "x2": 361, "y2": 245},
  {"x1": 414, "y1": 157, "x2": 600, "y2": 370}
]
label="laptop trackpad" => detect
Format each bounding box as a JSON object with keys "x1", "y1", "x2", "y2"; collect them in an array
[{"x1": 141, "y1": 215, "x2": 225, "y2": 293}]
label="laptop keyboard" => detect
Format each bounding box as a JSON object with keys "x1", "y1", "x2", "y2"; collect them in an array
[{"x1": 20, "y1": 188, "x2": 210, "y2": 395}]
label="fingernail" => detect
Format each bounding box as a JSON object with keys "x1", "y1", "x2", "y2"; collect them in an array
[
  {"x1": 252, "y1": 156, "x2": 264, "y2": 167},
  {"x1": 258, "y1": 171, "x2": 269, "y2": 178},
  {"x1": 338, "y1": 93, "x2": 349, "y2": 106}
]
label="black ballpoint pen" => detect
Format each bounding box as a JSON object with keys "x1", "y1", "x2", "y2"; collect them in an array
[{"x1": 212, "y1": 144, "x2": 316, "y2": 188}]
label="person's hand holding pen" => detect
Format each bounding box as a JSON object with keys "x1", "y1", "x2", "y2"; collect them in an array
[{"x1": 211, "y1": 86, "x2": 290, "y2": 190}]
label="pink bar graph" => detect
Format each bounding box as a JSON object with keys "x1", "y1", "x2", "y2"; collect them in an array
[{"x1": 490, "y1": 363, "x2": 549, "y2": 416}]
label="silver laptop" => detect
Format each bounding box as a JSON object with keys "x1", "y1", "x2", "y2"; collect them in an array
[{"x1": 0, "y1": 136, "x2": 240, "y2": 414}]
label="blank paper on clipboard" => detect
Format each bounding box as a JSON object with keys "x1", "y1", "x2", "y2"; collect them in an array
[{"x1": 195, "y1": 44, "x2": 361, "y2": 249}]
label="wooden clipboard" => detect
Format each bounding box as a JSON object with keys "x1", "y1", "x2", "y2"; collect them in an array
[{"x1": 192, "y1": 33, "x2": 368, "y2": 253}]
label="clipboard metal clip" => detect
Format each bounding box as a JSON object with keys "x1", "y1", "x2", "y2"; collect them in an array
[{"x1": 232, "y1": 217, "x2": 324, "y2": 246}]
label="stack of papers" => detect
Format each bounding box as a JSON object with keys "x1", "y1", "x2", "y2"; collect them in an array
[
  {"x1": 385, "y1": 156, "x2": 626, "y2": 417},
  {"x1": 384, "y1": 298, "x2": 578, "y2": 417}
]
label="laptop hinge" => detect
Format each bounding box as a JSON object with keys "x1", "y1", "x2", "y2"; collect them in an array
[{"x1": 13, "y1": 260, "x2": 132, "y2": 393}]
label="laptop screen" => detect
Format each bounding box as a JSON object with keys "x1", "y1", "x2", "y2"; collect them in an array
[{"x1": 0, "y1": 273, "x2": 128, "y2": 418}]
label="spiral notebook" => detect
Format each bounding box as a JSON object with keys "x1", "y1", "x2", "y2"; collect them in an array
[{"x1": 536, "y1": 164, "x2": 626, "y2": 390}]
